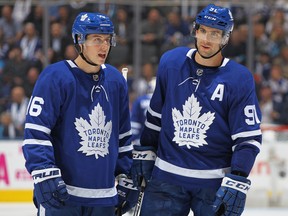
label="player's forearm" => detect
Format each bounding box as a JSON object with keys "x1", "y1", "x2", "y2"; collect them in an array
[
  {"x1": 115, "y1": 152, "x2": 133, "y2": 176},
  {"x1": 231, "y1": 142, "x2": 260, "y2": 176},
  {"x1": 140, "y1": 127, "x2": 159, "y2": 150},
  {"x1": 23, "y1": 136, "x2": 56, "y2": 173}
]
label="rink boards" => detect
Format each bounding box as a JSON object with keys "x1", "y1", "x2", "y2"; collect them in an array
[{"x1": 0, "y1": 140, "x2": 32, "y2": 201}]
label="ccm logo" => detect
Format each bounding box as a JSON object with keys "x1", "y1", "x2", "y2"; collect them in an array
[
  {"x1": 133, "y1": 152, "x2": 149, "y2": 159},
  {"x1": 132, "y1": 151, "x2": 156, "y2": 160},
  {"x1": 225, "y1": 179, "x2": 250, "y2": 191}
]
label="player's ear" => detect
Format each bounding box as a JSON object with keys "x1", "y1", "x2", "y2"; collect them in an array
[
  {"x1": 222, "y1": 32, "x2": 231, "y2": 46},
  {"x1": 74, "y1": 34, "x2": 82, "y2": 53}
]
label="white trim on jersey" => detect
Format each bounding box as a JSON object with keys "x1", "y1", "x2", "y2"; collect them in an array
[
  {"x1": 155, "y1": 157, "x2": 230, "y2": 179},
  {"x1": 66, "y1": 184, "x2": 117, "y2": 198},
  {"x1": 221, "y1": 58, "x2": 230, "y2": 67},
  {"x1": 119, "y1": 144, "x2": 133, "y2": 153},
  {"x1": 66, "y1": 60, "x2": 107, "y2": 70},
  {"x1": 119, "y1": 129, "x2": 132, "y2": 140},
  {"x1": 66, "y1": 60, "x2": 77, "y2": 68},
  {"x1": 23, "y1": 139, "x2": 52, "y2": 146},
  {"x1": 186, "y1": 48, "x2": 195, "y2": 59},
  {"x1": 147, "y1": 106, "x2": 161, "y2": 118},
  {"x1": 25, "y1": 123, "x2": 51, "y2": 134},
  {"x1": 231, "y1": 129, "x2": 262, "y2": 140},
  {"x1": 232, "y1": 139, "x2": 262, "y2": 151},
  {"x1": 145, "y1": 120, "x2": 161, "y2": 132},
  {"x1": 185, "y1": 48, "x2": 230, "y2": 67}
]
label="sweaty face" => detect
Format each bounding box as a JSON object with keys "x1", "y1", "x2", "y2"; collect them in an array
[
  {"x1": 195, "y1": 25, "x2": 223, "y2": 58},
  {"x1": 83, "y1": 34, "x2": 112, "y2": 65}
]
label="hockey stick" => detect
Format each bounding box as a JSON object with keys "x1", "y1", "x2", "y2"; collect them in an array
[
  {"x1": 122, "y1": 67, "x2": 128, "y2": 81},
  {"x1": 115, "y1": 68, "x2": 128, "y2": 216},
  {"x1": 133, "y1": 178, "x2": 146, "y2": 216},
  {"x1": 115, "y1": 205, "x2": 123, "y2": 216}
]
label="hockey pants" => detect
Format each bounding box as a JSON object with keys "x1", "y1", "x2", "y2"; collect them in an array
[
  {"x1": 37, "y1": 204, "x2": 115, "y2": 216},
  {"x1": 140, "y1": 178, "x2": 217, "y2": 216}
]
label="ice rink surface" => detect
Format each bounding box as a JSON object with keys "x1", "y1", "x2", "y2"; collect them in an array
[{"x1": 0, "y1": 203, "x2": 288, "y2": 216}]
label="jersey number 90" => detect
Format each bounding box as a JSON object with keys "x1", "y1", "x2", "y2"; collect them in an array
[{"x1": 244, "y1": 105, "x2": 260, "y2": 125}]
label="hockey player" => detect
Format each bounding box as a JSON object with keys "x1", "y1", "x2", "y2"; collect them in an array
[
  {"x1": 130, "y1": 77, "x2": 156, "y2": 146},
  {"x1": 131, "y1": 4, "x2": 262, "y2": 216},
  {"x1": 22, "y1": 12, "x2": 138, "y2": 215}
]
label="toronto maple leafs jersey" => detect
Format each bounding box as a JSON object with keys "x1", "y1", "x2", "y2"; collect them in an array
[
  {"x1": 22, "y1": 60, "x2": 132, "y2": 206},
  {"x1": 130, "y1": 93, "x2": 153, "y2": 146},
  {"x1": 141, "y1": 47, "x2": 262, "y2": 190}
]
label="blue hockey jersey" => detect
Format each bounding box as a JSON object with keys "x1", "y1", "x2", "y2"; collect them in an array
[
  {"x1": 130, "y1": 93, "x2": 152, "y2": 146},
  {"x1": 22, "y1": 60, "x2": 133, "y2": 206},
  {"x1": 141, "y1": 47, "x2": 262, "y2": 189}
]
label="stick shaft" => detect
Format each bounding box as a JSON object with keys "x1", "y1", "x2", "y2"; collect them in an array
[
  {"x1": 121, "y1": 67, "x2": 128, "y2": 81},
  {"x1": 133, "y1": 179, "x2": 146, "y2": 216}
]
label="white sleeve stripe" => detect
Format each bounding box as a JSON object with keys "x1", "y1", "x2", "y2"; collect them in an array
[
  {"x1": 231, "y1": 129, "x2": 262, "y2": 140},
  {"x1": 119, "y1": 130, "x2": 132, "y2": 140},
  {"x1": 25, "y1": 123, "x2": 51, "y2": 134},
  {"x1": 145, "y1": 120, "x2": 161, "y2": 131},
  {"x1": 147, "y1": 106, "x2": 162, "y2": 118},
  {"x1": 131, "y1": 122, "x2": 142, "y2": 128},
  {"x1": 23, "y1": 139, "x2": 52, "y2": 146},
  {"x1": 119, "y1": 144, "x2": 133, "y2": 153},
  {"x1": 232, "y1": 140, "x2": 261, "y2": 152}
]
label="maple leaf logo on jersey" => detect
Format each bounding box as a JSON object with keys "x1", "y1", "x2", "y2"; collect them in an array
[
  {"x1": 172, "y1": 94, "x2": 215, "y2": 148},
  {"x1": 74, "y1": 103, "x2": 112, "y2": 159}
]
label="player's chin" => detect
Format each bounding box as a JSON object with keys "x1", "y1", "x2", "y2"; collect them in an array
[
  {"x1": 96, "y1": 58, "x2": 107, "y2": 65},
  {"x1": 198, "y1": 50, "x2": 211, "y2": 58}
]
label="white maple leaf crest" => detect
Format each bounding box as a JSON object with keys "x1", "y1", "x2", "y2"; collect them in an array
[
  {"x1": 74, "y1": 103, "x2": 112, "y2": 159},
  {"x1": 172, "y1": 94, "x2": 215, "y2": 148}
]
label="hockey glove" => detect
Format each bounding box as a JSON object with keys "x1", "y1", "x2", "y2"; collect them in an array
[
  {"x1": 116, "y1": 176, "x2": 139, "y2": 215},
  {"x1": 131, "y1": 145, "x2": 157, "y2": 187},
  {"x1": 32, "y1": 166, "x2": 69, "y2": 209},
  {"x1": 213, "y1": 173, "x2": 251, "y2": 216}
]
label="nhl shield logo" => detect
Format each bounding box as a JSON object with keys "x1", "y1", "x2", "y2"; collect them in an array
[
  {"x1": 196, "y1": 69, "x2": 203, "y2": 76},
  {"x1": 93, "y1": 74, "x2": 99, "y2": 81}
]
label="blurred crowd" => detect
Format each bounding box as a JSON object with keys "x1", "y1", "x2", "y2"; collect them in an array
[{"x1": 1, "y1": 1, "x2": 288, "y2": 139}]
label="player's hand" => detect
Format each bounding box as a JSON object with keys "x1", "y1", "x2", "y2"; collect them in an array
[
  {"x1": 116, "y1": 175, "x2": 139, "y2": 215},
  {"x1": 32, "y1": 166, "x2": 69, "y2": 209},
  {"x1": 131, "y1": 145, "x2": 156, "y2": 187},
  {"x1": 213, "y1": 173, "x2": 251, "y2": 216}
]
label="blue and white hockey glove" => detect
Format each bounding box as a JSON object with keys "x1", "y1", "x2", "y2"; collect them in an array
[
  {"x1": 131, "y1": 145, "x2": 157, "y2": 187},
  {"x1": 32, "y1": 166, "x2": 69, "y2": 209},
  {"x1": 213, "y1": 173, "x2": 251, "y2": 216},
  {"x1": 116, "y1": 175, "x2": 139, "y2": 215}
]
